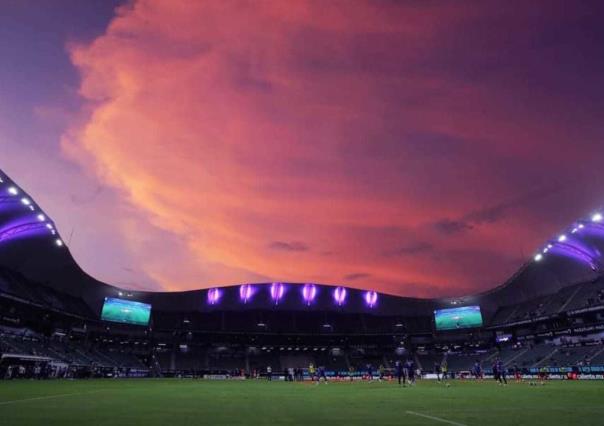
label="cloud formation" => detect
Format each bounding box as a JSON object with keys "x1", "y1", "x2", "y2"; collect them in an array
[
  {"x1": 269, "y1": 241, "x2": 309, "y2": 252},
  {"x1": 60, "y1": 0, "x2": 604, "y2": 297}
]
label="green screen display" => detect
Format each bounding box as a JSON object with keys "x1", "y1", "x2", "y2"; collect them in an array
[
  {"x1": 434, "y1": 306, "x2": 483, "y2": 331},
  {"x1": 101, "y1": 297, "x2": 151, "y2": 326}
]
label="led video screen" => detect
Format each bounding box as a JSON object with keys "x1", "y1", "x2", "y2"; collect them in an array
[
  {"x1": 101, "y1": 297, "x2": 151, "y2": 326},
  {"x1": 434, "y1": 305, "x2": 483, "y2": 331}
]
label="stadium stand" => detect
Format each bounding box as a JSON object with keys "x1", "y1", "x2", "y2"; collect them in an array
[
  {"x1": 1, "y1": 267, "x2": 604, "y2": 379},
  {"x1": 2, "y1": 169, "x2": 604, "y2": 380}
]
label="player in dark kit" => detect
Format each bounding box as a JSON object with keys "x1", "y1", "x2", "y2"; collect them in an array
[
  {"x1": 494, "y1": 358, "x2": 507, "y2": 385},
  {"x1": 395, "y1": 360, "x2": 405, "y2": 387},
  {"x1": 492, "y1": 360, "x2": 499, "y2": 383},
  {"x1": 513, "y1": 363, "x2": 522, "y2": 383},
  {"x1": 434, "y1": 361, "x2": 441, "y2": 382},
  {"x1": 405, "y1": 359, "x2": 415, "y2": 385},
  {"x1": 317, "y1": 366, "x2": 328, "y2": 384},
  {"x1": 472, "y1": 360, "x2": 482, "y2": 380}
]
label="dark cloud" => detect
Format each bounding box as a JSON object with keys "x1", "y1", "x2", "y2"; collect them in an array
[
  {"x1": 268, "y1": 241, "x2": 309, "y2": 252},
  {"x1": 433, "y1": 219, "x2": 474, "y2": 235},
  {"x1": 433, "y1": 185, "x2": 565, "y2": 235},
  {"x1": 465, "y1": 185, "x2": 565, "y2": 225},
  {"x1": 344, "y1": 272, "x2": 371, "y2": 281}
]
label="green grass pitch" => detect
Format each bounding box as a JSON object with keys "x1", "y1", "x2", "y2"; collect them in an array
[{"x1": 0, "y1": 379, "x2": 601, "y2": 425}]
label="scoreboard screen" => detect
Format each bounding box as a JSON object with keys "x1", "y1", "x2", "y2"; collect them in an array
[
  {"x1": 434, "y1": 306, "x2": 483, "y2": 331},
  {"x1": 101, "y1": 297, "x2": 151, "y2": 326}
]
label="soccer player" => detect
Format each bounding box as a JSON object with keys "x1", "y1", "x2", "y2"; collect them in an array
[
  {"x1": 317, "y1": 365, "x2": 328, "y2": 384},
  {"x1": 495, "y1": 358, "x2": 507, "y2": 385},
  {"x1": 266, "y1": 365, "x2": 272, "y2": 381},
  {"x1": 308, "y1": 363, "x2": 316, "y2": 381},
  {"x1": 395, "y1": 360, "x2": 405, "y2": 386},
  {"x1": 378, "y1": 364, "x2": 385, "y2": 382},
  {"x1": 434, "y1": 361, "x2": 441, "y2": 382},
  {"x1": 539, "y1": 366, "x2": 548, "y2": 385},
  {"x1": 473, "y1": 360, "x2": 482, "y2": 380},
  {"x1": 366, "y1": 363, "x2": 373, "y2": 382},
  {"x1": 441, "y1": 359, "x2": 449, "y2": 382},
  {"x1": 405, "y1": 358, "x2": 416, "y2": 385},
  {"x1": 348, "y1": 365, "x2": 355, "y2": 382},
  {"x1": 513, "y1": 363, "x2": 522, "y2": 383}
]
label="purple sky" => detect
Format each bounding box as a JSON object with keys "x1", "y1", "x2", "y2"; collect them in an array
[{"x1": 1, "y1": 0, "x2": 604, "y2": 296}]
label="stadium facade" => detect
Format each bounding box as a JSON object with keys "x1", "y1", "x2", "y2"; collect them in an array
[{"x1": 1, "y1": 168, "x2": 604, "y2": 379}]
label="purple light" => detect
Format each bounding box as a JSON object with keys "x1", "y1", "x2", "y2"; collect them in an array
[
  {"x1": 0, "y1": 222, "x2": 48, "y2": 244},
  {"x1": 549, "y1": 243, "x2": 599, "y2": 271},
  {"x1": 302, "y1": 284, "x2": 317, "y2": 305},
  {"x1": 364, "y1": 291, "x2": 378, "y2": 307},
  {"x1": 0, "y1": 196, "x2": 27, "y2": 213},
  {"x1": 207, "y1": 288, "x2": 222, "y2": 305},
  {"x1": 270, "y1": 283, "x2": 285, "y2": 304},
  {"x1": 239, "y1": 284, "x2": 254, "y2": 303},
  {"x1": 333, "y1": 286, "x2": 347, "y2": 306},
  {"x1": 0, "y1": 217, "x2": 51, "y2": 244}
]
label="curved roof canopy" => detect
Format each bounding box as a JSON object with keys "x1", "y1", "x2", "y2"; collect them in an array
[{"x1": 0, "y1": 168, "x2": 601, "y2": 316}]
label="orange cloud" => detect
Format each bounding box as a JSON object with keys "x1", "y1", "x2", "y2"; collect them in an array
[{"x1": 61, "y1": 0, "x2": 587, "y2": 297}]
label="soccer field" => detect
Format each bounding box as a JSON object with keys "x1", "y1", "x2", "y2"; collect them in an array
[{"x1": 0, "y1": 379, "x2": 601, "y2": 425}]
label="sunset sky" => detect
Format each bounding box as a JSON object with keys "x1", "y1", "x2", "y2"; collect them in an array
[{"x1": 1, "y1": 0, "x2": 604, "y2": 297}]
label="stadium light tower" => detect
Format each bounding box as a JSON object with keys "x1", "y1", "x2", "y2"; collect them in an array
[
  {"x1": 302, "y1": 284, "x2": 317, "y2": 305},
  {"x1": 364, "y1": 291, "x2": 378, "y2": 308},
  {"x1": 270, "y1": 282, "x2": 285, "y2": 304},
  {"x1": 207, "y1": 288, "x2": 222, "y2": 305},
  {"x1": 239, "y1": 284, "x2": 254, "y2": 303},
  {"x1": 333, "y1": 286, "x2": 347, "y2": 306}
]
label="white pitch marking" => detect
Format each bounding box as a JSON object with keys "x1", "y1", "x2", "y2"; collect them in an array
[
  {"x1": 0, "y1": 390, "x2": 104, "y2": 406},
  {"x1": 406, "y1": 410, "x2": 468, "y2": 426}
]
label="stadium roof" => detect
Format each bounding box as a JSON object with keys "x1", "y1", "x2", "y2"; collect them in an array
[{"x1": 0, "y1": 167, "x2": 601, "y2": 315}]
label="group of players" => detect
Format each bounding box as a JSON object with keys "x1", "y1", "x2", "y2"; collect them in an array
[
  {"x1": 270, "y1": 357, "x2": 531, "y2": 386},
  {"x1": 304, "y1": 360, "x2": 420, "y2": 386},
  {"x1": 393, "y1": 359, "x2": 418, "y2": 386},
  {"x1": 470, "y1": 358, "x2": 525, "y2": 385}
]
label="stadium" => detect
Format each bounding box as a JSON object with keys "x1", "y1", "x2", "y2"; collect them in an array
[
  {"x1": 3, "y1": 2, "x2": 604, "y2": 424},
  {"x1": 1, "y1": 168, "x2": 603, "y2": 425}
]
